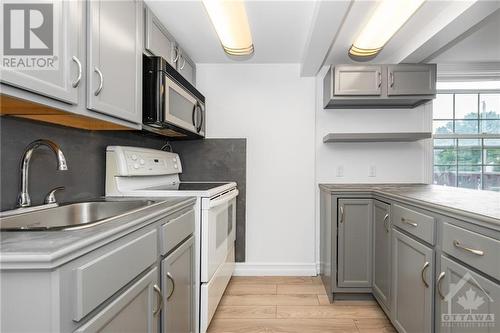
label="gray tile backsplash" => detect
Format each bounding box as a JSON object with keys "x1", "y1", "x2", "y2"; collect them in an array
[{"x1": 0, "y1": 117, "x2": 246, "y2": 261}]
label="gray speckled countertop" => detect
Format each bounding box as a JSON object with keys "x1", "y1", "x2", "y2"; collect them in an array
[
  {"x1": 319, "y1": 184, "x2": 500, "y2": 228},
  {"x1": 0, "y1": 197, "x2": 196, "y2": 269}
]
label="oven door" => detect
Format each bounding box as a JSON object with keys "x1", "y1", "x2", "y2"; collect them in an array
[
  {"x1": 164, "y1": 75, "x2": 205, "y2": 136},
  {"x1": 201, "y1": 188, "x2": 238, "y2": 283}
]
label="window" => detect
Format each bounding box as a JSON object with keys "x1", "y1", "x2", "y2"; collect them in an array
[{"x1": 432, "y1": 86, "x2": 500, "y2": 192}]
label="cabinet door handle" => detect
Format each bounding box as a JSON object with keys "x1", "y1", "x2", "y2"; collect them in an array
[
  {"x1": 166, "y1": 272, "x2": 175, "y2": 301},
  {"x1": 72, "y1": 56, "x2": 82, "y2": 88},
  {"x1": 383, "y1": 213, "x2": 390, "y2": 232},
  {"x1": 179, "y1": 56, "x2": 186, "y2": 70},
  {"x1": 421, "y1": 261, "x2": 430, "y2": 288},
  {"x1": 401, "y1": 217, "x2": 418, "y2": 227},
  {"x1": 94, "y1": 67, "x2": 103, "y2": 96},
  {"x1": 173, "y1": 46, "x2": 180, "y2": 63},
  {"x1": 389, "y1": 72, "x2": 394, "y2": 87},
  {"x1": 453, "y1": 240, "x2": 484, "y2": 256},
  {"x1": 339, "y1": 206, "x2": 344, "y2": 224},
  {"x1": 153, "y1": 284, "x2": 163, "y2": 316},
  {"x1": 377, "y1": 71, "x2": 382, "y2": 88},
  {"x1": 437, "y1": 272, "x2": 446, "y2": 300}
]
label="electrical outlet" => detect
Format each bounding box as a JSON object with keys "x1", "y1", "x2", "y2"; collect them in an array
[
  {"x1": 369, "y1": 165, "x2": 376, "y2": 177},
  {"x1": 336, "y1": 165, "x2": 344, "y2": 177}
]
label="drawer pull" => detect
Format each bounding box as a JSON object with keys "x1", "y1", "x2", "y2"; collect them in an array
[
  {"x1": 166, "y1": 272, "x2": 175, "y2": 301},
  {"x1": 453, "y1": 240, "x2": 484, "y2": 256},
  {"x1": 401, "y1": 217, "x2": 418, "y2": 227},
  {"x1": 437, "y1": 272, "x2": 446, "y2": 300},
  {"x1": 421, "y1": 261, "x2": 430, "y2": 288},
  {"x1": 383, "y1": 213, "x2": 390, "y2": 232},
  {"x1": 153, "y1": 284, "x2": 163, "y2": 317}
]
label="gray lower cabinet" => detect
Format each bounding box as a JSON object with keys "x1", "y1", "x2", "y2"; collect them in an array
[
  {"x1": 74, "y1": 267, "x2": 160, "y2": 333},
  {"x1": 373, "y1": 200, "x2": 391, "y2": 313},
  {"x1": 0, "y1": 0, "x2": 83, "y2": 104},
  {"x1": 87, "y1": 0, "x2": 142, "y2": 123},
  {"x1": 392, "y1": 229, "x2": 433, "y2": 333},
  {"x1": 387, "y1": 65, "x2": 436, "y2": 96},
  {"x1": 435, "y1": 255, "x2": 500, "y2": 333},
  {"x1": 162, "y1": 236, "x2": 195, "y2": 333},
  {"x1": 338, "y1": 199, "x2": 373, "y2": 288}
]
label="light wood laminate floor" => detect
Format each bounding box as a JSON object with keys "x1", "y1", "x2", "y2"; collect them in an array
[{"x1": 207, "y1": 276, "x2": 396, "y2": 333}]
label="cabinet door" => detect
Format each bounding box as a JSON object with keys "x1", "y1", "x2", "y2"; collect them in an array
[
  {"x1": 334, "y1": 65, "x2": 382, "y2": 96},
  {"x1": 436, "y1": 256, "x2": 500, "y2": 333},
  {"x1": 87, "y1": 0, "x2": 142, "y2": 123},
  {"x1": 387, "y1": 64, "x2": 436, "y2": 96},
  {"x1": 177, "y1": 50, "x2": 196, "y2": 86},
  {"x1": 373, "y1": 200, "x2": 391, "y2": 311},
  {"x1": 144, "y1": 6, "x2": 176, "y2": 66},
  {"x1": 0, "y1": 0, "x2": 82, "y2": 104},
  {"x1": 74, "y1": 267, "x2": 160, "y2": 333},
  {"x1": 338, "y1": 199, "x2": 373, "y2": 288},
  {"x1": 162, "y1": 236, "x2": 195, "y2": 333},
  {"x1": 392, "y1": 229, "x2": 433, "y2": 333}
]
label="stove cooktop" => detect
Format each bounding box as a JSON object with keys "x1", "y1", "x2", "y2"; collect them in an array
[{"x1": 139, "y1": 182, "x2": 231, "y2": 191}]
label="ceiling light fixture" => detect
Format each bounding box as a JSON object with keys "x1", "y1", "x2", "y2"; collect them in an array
[
  {"x1": 202, "y1": 0, "x2": 254, "y2": 56},
  {"x1": 349, "y1": 0, "x2": 425, "y2": 61}
]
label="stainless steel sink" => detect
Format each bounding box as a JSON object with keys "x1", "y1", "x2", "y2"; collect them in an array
[{"x1": 0, "y1": 200, "x2": 158, "y2": 231}]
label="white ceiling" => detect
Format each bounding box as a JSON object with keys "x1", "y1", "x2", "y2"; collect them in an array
[
  {"x1": 146, "y1": 0, "x2": 500, "y2": 75},
  {"x1": 145, "y1": 0, "x2": 316, "y2": 63}
]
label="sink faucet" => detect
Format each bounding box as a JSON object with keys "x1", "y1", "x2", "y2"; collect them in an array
[{"x1": 18, "y1": 139, "x2": 68, "y2": 208}]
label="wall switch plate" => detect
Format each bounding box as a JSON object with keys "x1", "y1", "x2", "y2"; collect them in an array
[
  {"x1": 369, "y1": 165, "x2": 376, "y2": 177},
  {"x1": 336, "y1": 165, "x2": 344, "y2": 177}
]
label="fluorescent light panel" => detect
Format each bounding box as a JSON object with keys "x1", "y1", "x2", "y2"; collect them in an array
[
  {"x1": 202, "y1": 0, "x2": 254, "y2": 56},
  {"x1": 349, "y1": 0, "x2": 425, "y2": 59}
]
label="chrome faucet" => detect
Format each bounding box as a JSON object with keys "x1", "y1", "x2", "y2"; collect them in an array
[{"x1": 18, "y1": 139, "x2": 68, "y2": 208}]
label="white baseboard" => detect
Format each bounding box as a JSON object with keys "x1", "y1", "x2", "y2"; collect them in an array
[{"x1": 233, "y1": 262, "x2": 318, "y2": 276}]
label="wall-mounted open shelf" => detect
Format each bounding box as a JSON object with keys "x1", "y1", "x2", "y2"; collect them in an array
[{"x1": 323, "y1": 132, "x2": 432, "y2": 143}]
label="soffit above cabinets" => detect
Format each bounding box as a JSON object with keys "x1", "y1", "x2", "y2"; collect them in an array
[{"x1": 145, "y1": 1, "x2": 499, "y2": 76}]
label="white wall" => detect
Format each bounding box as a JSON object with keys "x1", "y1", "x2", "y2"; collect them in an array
[
  {"x1": 196, "y1": 64, "x2": 317, "y2": 275},
  {"x1": 197, "y1": 64, "x2": 432, "y2": 275}
]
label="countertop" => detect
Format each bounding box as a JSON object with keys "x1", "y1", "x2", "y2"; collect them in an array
[
  {"x1": 0, "y1": 197, "x2": 196, "y2": 269},
  {"x1": 319, "y1": 184, "x2": 500, "y2": 228}
]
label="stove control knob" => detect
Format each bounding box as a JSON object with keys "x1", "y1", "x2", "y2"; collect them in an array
[
  {"x1": 133, "y1": 163, "x2": 139, "y2": 169},
  {"x1": 174, "y1": 164, "x2": 178, "y2": 169},
  {"x1": 131, "y1": 154, "x2": 138, "y2": 161},
  {"x1": 140, "y1": 159, "x2": 145, "y2": 165},
  {"x1": 172, "y1": 157, "x2": 177, "y2": 162}
]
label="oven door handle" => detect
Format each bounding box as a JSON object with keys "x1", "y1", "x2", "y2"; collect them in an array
[{"x1": 209, "y1": 189, "x2": 239, "y2": 208}]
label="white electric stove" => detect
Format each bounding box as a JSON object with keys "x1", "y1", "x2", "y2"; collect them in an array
[{"x1": 105, "y1": 146, "x2": 238, "y2": 333}]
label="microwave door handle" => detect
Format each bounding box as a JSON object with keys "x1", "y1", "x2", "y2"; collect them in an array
[
  {"x1": 196, "y1": 104, "x2": 204, "y2": 133},
  {"x1": 209, "y1": 189, "x2": 239, "y2": 208},
  {"x1": 191, "y1": 103, "x2": 197, "y2": 129}
]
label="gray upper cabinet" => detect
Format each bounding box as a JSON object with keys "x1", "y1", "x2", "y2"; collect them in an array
[
  {"x1": 334, "y1": 65, "x2": 382, "y2": 96},
  {"x1": 392, "y1": 229, "x2": 433, "y2": 333},
  {"x1": 177, "y1": 48, "x2": 196, "y2": 86},
  {"x1": 436, "y1": 256, "x2": 500, "y2": 333},
  {"x1": 387, "y1": 64, "x2": 436, "y2": 96},
  {"x1": 338, "y1": 199, "x2": 373, "y2": 288},
  {"x1": 162, "y1": 236, "x2": 195, "y2": 333},
  {"x1": 0, "y1": 0, "x2": 83, "y2": 105},
  {"x1": 373, "y1": 200, "x2": 391, "y2": 313},
  {"x1": 87, "y1": 0, "x2": 142, "y2": 124},
  {"x1": 324, "y1": 64, "x2": 436, "y2": 109},
  {"x1": 74, "y1": 267, "x2": 160, "y2": 333},
  {"x1": 144, "y1": 6, "x2": 176, "y2": 66}
]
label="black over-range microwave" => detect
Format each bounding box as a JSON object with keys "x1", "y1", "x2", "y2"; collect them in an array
[{"x1": 143, "y1": 55, "x2": 205, "y2": 138}]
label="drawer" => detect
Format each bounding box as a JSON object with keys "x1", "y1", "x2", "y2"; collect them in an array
[
  {"x1": 160, "y1": 209, "x2": 195, "y2": 256},
  {"x1": 73, "y1": 229, "x2": 157, "y2": 321},
  {"x1": 392, "y1": 204, "x2": 435, "y2": 244},
  {"x1": 442, "y1": 222, "x2": 500, "y2": 280}
]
